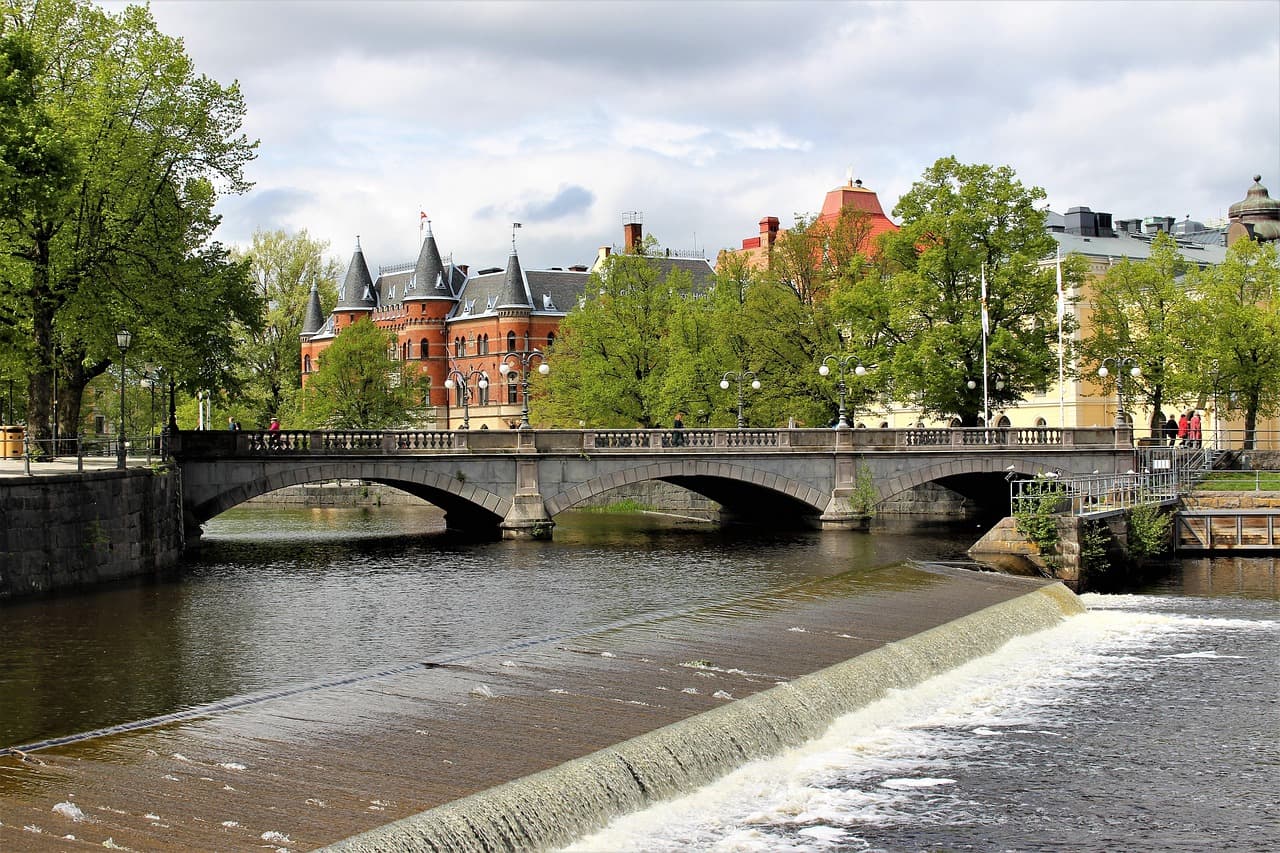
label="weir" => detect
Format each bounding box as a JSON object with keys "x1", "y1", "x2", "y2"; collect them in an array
[
  {"x1": 0, "y1": 565, "x2": 1083, "y2": 851},
  {"x1": 325, "y1": 580, "x2": 1083, "y2": 852}
]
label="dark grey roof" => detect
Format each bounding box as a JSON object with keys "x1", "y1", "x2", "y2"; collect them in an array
[
  {"x1": 375, "y1": 270, "x2": 413, "y2": 305},
  {"x1": 301, "y1": 281, "x2": 324, "y2": 336},
  {"x1": 651, "y1": 256, "x2": 716, "y2": 291},
  {"x1": 450, "y1": 266, "x2": 590, "y2": 320},
  {"x1": 1049, "y1": 231, "x2": 1227, "y2": 266},
  {"x1": 335, "y1": 241, "x2": 378, "y2": 310},
  {"x1": 405, "y1": 228, "x2": 451, "y2": 301},
  {"x1": 525, "y1": 270, "x2": 588, "y2": 315},
  {"x1": 495, "y1": 252, "x2": 533, "y2": 310}
]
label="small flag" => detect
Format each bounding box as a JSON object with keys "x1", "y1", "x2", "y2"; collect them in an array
[
  {"x1": 420, "y1": 211, "x2": 428, "y2": 220},
  {"x1": 980, "y1": 264, "x2": 990, "y2": 337},
  {"x1": 513, "y1": 222, "x2": 522, "y2": 229}
]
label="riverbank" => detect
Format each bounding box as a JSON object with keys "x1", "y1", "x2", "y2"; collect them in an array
[{"x1": 0, "y1": 565, "x2": 1070, "y2": 851}]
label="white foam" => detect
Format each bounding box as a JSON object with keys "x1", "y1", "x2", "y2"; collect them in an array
[
  {"x1": 52, "y1": 802, "x2": 91, "y2": 823},
  {"x1": 565, "y1": 606, "x2": 1261, "y2": 851}
]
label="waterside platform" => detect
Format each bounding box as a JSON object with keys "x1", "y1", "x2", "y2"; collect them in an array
[{"x1": 1, "y1": 566, "x2": 1072, "y2": 852}]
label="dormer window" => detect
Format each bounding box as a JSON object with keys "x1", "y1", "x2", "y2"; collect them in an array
[
  {"x1": 542, "y1": 293, "x2": 555, "y2": 310},
  {"x1": 486, "y1": 295, "x2": 497, "y2": 311},
  {"x1": 435, "y1": 271, "x2": 444, "y2": 289},
  {"x1": 463, "y1": 298, "x2": 476, "y2": 315}
]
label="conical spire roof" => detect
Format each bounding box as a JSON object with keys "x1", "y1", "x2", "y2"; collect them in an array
[
  {"x1": 407, "y1": 222, "x2": 449, "y2": 300},
  {"x1": 300, "y1": 281, "x2": 324, "y2": 337},
  {"x1": 494, "y1": 251, "x2": 532, "y2": 310},
  {"x1": 335, "y1": 237, "x2": 377, "y2": 310}
]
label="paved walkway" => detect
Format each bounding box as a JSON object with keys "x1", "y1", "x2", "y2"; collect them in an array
[
  {"x1": 0, "y1": 565, "x2": 1061, "y2": 852},
  {"x1": 0, "y1": 456, "x2": 152, "y2": 479}
]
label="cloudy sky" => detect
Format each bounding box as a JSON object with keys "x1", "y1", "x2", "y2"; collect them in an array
[{"x1": 124, "y1": 0, "x2": 1278, "y2": 273}]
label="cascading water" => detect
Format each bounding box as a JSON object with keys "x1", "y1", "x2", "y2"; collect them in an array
[{"x1": 325, "y1": 584, "x2": 1084, "y2": 852}]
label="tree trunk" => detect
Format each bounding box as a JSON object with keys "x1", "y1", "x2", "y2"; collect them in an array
[
  {"x1": 27, "y1": 238, "x2": 55, "y2": 450},
  {"x1": 1244, "y1": 392, "x2": 1259, "y2": 452}
]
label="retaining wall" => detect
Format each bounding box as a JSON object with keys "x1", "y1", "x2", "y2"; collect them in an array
[{"x1": 0, "y1": 469, "x2": 184, "y2": 600}]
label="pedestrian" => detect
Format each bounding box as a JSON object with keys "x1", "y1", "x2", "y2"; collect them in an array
[
  {"x1": 1177, "y1": 411, "x2": 1189, "y2": 446},
  {"x1": 1163, "y1": 414, "x2": 1178, "y2": 447},
  {"x1": 228, "y1": 417, "x2": 239, "y2": 431},
  {"x1": 672, "y1": 411, "x2": 685, "y2": 446},
  {"x1": 267, "y1": 416, "x2": 281, "y2": 448},
  {"x1": 1189, "y1": 410, "x2": 1202, "y2": 448}
]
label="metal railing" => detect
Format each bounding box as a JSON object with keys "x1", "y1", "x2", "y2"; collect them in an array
[{"x1": 1012, "y1": 470, "x2": 1179, "y2": 518}]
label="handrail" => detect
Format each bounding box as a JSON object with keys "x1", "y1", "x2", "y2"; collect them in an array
[{"x1": 168, "y1": 426, "x2": 1132, "y2": 459}]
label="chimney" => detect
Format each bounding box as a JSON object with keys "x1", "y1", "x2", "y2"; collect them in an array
[
  {"x1": 622, "y1": 211, "x2": 643, "y2": 253},
  {"x1": 597, "y1": 246, "x2": 611, "y2": 267},
  {"x1": 760, "y1": 216, "x2": 780, "y2": 248}
]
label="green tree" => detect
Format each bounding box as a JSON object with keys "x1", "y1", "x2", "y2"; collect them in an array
[
  {"x1": 536, "y1": 240, "x2": 692, "y2": 428},
  {"x1": 300, "y1": 318, "x2": 414, "y2": 429},
  {"x1": 873, "y1": 156, "x2": 1074, "y2": 425},
  {"x1": 0, "y1": 0, "x2": 257, "y2": 445},
  {"x1": 1180, "y1": 239, "x2": 1280, "y2": 449},
  {"x1": 232, "y1": 229, "x2": 340, "y2": 425},
  {"x1": 1079, "y1": 232, "x2": 1191, "y2": 431}
]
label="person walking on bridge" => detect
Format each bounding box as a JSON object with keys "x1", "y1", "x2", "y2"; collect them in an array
[{"x1": 672, "y1": 411, "x2": 685, "y2": 446}]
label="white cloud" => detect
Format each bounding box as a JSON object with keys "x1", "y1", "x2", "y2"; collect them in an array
[{"x1": 113, "y1": 0, "x2": 1279, "y2": 272}]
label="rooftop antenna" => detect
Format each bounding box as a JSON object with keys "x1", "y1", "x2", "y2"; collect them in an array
[
  {"x1": 512, "y1": 222, "x2": 522, "y2": 254},
  {"x1": 420, "y1": 210, "x2": 430, "y2": 244},
  {"x1": 846, "y1": 165, "x2": 854, "y2": 186},
  {"x1": 355, "y1": 235, "x2": 361, "y2": 252}
]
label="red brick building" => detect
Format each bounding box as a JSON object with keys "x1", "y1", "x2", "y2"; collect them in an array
[{"x1": 301, "y1": 219, "x2": 713, "y2": 429}]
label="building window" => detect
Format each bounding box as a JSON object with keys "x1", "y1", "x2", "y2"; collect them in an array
[
  {"x1": 523, "y1": 332, "x2": 530, "y2": 352},
  {"x1": 479, "y1": 334, "x2": 489, "y2": 355},
  {"x1": 94, "y1": 415, "x2": 105, "y2": 434},
  {"x1": 1035, "y1": 417, "x2": 1047, "y2": 427},
  {"x1": 507, "y1": 373, "x2": 519, "y2": 404},
  {"x1": 507, "y1": 331, "x2": 517, "y2": 353},
  {"x1": 546, "y1": 332, "x2": 555, "y2": 350},
  {"x1": 479, "y1": 372, "x2": 491, "y2": 405},
  {"x1": 453, "y1": 337, "x2": 462, "y2": 358},
  {"x1": 303, "y1": 354, "x2": 312, "y2": 373}
]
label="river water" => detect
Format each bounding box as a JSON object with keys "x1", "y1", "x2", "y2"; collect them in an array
[{"x1": 2, "y1": 506, "x2": 1278, "y2": 851}]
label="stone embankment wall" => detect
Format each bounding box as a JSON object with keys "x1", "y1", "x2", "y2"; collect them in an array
[{"x1": 0, "y1": 469, "x2": 183, "y2": 600}]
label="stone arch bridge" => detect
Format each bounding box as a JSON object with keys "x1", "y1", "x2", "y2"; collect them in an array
[{"x1": 172, "y1": 426, "x2": 1137, "y2": 540}]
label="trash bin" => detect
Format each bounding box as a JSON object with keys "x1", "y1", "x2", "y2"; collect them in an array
[{"x1": 1, "y1": 425, "x2": 24, "y2": 459}]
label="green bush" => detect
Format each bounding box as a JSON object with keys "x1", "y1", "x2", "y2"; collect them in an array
[{"x1": 1128, "y1": 503, "x2": 1172, "y2": 557}]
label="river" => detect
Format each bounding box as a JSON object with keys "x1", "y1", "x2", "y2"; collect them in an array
[{"x1": 2, "y1": 506, "x2": 1277, "y2": 851}]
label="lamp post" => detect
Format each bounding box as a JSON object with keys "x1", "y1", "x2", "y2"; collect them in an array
[
  {"x1": 719, "y1": 370, "x2": 760, "y2": 429},
  {"x1": 818, "y1": 355, "x2": 867, "y2": 429},
  {"x1": 443, "y1": 366, "x2": 489, "y2": 430},
  {"x1": 1098, "y1": 356, "x2": 1141, "y2": 429},
  {"x1": 498, "y1": 349, "x2": 549, "y2": 429},
  {"x1": 140, "y1": 371, "x2": 156, "y2": 464},
  {"x1": 115, "y1": 329, "x2": 131, "y2": 468}
]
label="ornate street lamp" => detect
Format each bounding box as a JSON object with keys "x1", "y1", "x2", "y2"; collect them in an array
[
  {"x1": 140, "y1": 370, "x2": 157, "y2": 464},
  {"x1": 1098, "y1": 356, "x2": 1141, "y2": 429},
  {"x1": 498, "y1": 349, "x2": 549, "y2": 429},
  {"x1": 116, "y1": 329, "x2": 132, "y2": 469},
  {"x1": 720, "y1": 370, "x2": 761, "y2": 429},
  {"x1": 444, "y1": 366, "x2": 489, "y2": 430},
  {"x1": 819, "y1": 355, "x2": 868, "y2": 429}
]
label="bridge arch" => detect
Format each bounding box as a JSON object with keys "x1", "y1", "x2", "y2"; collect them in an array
[
  {"x1": 544, "y1": 459, "x2": 828, "y2": 519},
  {"x1": 188, "y1": 461, "x2": 510, "y2": 527},
  {"x1": 875, "y1": 458, "x2": 1044, "y2": 509}
]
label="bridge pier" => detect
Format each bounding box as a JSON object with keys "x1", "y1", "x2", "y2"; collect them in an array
[
  {"x1": 499, "y1": 459, "x2": 554, "y2": 540},
  {"x1": 819, "y1": 488, "x2": 873, "y2": 531}
]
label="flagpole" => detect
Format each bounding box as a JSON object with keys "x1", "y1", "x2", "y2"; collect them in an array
[
  {"x1": 1057, "y1": 247, "x2": 1065, "y2": 429},
  {"x1": 981, "y1": 263, "x2": 989, "y2": 429}
]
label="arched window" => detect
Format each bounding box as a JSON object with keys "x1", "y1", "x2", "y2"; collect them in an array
[
  {"x1": 419, "y1": 338, "x2": 429, "y2": 359},
  {"x1": 1035, "y1": 417, "x2": 1047, "y2": 427},
  {"x1": 303, "y1": 354, "x2": 312, "y2": 373},
  {"x1": 479, "y1": 334, "x2": 489, "y2": 355},
  {"x1": 507, "y1": 372, "x2": 519, "y2": 404},
  {"x1": 546, "y1": 332, "x2": 556, "y2": 350},
  {"x1": 507, "y1": 331, "x2": 517, "y2": 353},
  {"x1": 402, "y1": 341, "x2": 410, "y2": 360},
  {"x1": 523, "y1": 332, "x2": 530, "y2": 352},
  {"x1": 479, "y1": 372, "x2": 491, "y2": 405},
  {"x1": 879, "y1": 421, "x2": 889, "y2": 429},
  {"x1": 453, "y1": 337, "x2": 463, "y2": 358},
  {"x1": 997, "y1": 415, "x2": 1011, "y2": 428},
  {"x1": 949, "y1": 417, "x2": 963, "y2": 428}
]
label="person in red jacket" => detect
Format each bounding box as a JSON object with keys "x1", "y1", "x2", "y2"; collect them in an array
[
  {"x1": 1189, "y1": 410, "x2": 1202, "y2": 448},
  {"x1": 1177, "y1": 411, "x2": 1189, "y2": 446}
]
